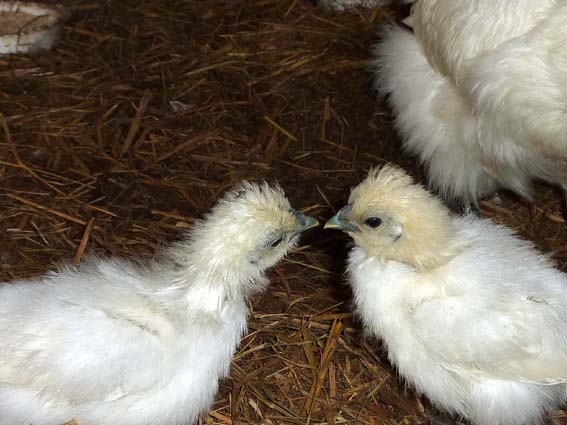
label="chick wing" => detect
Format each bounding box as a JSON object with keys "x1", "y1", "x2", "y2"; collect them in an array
[
  {"x1": 411, "y1": 218, "x2": 567, "y2": 385},
  {"x1": 0, "y1": 259, "x2": 179, "y2": 404},
  {"x1": 413, "y1": 294, "x2": 567, "y2": 385}
]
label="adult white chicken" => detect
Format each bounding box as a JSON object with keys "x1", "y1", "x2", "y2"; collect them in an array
[
  {"x1": 374, "y1": 0, "x2": 567, "y2": 208},
  {"x1": 0, "y1": 182, "x2": 318, "y2": 425},
  {"x1": 325, "y1": 165, "x2": 567, "y2": 425}
]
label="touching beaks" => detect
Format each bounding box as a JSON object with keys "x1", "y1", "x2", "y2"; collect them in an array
[
  {"x1": 290, "y1": 209, "x2": 319, "y2": 232},
  {"x1": 324, "y1": 205, "x2": 359, "y2": 233},
  {"x1": 402, "y1": 14, "x2": 414, "y2": 29},
  {"x1": 302, "y1": 215, "x2": 319, "y2": 231}
]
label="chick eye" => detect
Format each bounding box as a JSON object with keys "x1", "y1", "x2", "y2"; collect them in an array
[
  {"x1": 364, "y1": 217, "x2": 382, "y2": 228},
  {"x1": 269, "y1": 236, "x2": 284, "y2": 248}
]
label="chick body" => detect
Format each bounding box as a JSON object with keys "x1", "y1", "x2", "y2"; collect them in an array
[
  {"x1": 0, "y1": 183, "x2": 316, "y2": 425},
  {"x1": 374, "y1": 0, "x2": 567, "y2": 206},
  {"x1": 328, "y1": 166, "x2": 567, "y2": 425}
]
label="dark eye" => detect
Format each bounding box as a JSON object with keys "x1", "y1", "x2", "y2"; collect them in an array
[
  {"x1": 364, "y1": 217, "x2": 382, "y2": 228},
  {"x1": 269, "y1": 236, "x2": 284, "y2": 248}
]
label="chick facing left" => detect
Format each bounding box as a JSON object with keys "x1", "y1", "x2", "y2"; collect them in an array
[
  {"x1": 326, "y1": 165, "x2": 456, "y2": 271},
  {"x1": 326, "y1": 165, "x2": 567, "y2": 425},
  {"x1": 0, "y1": 181, "x2": 317, "y2": 425}
]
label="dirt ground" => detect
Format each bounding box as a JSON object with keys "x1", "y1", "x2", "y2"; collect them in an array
[{"x1": 1, "y1": 1, "x2": 566, "y2": 424}]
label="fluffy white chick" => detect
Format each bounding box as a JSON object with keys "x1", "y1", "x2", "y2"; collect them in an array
[
  {"x1": 373, "y1": 0, "x2": 567, "y2": 207},
  {"x1": 0, "y1": 182, "x2": 317, "y2": 425},
  {"x1": 325, "y1": 165, "x2": 567, "y2": 425}
]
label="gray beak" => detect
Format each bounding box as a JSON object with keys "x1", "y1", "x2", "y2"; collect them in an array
[
  {"x1": 290, "y1": 209, "x2": 319, "y2": 232},
  {"x1": 324, "y1": 205, "x2": 359, "y2": 233}
]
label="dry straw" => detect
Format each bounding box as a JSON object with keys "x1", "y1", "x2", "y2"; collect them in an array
[{"x1": 1, "y1": 1, "x2": 566, "y2": 424}]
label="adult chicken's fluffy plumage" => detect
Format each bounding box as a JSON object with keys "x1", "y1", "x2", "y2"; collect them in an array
[
  {"x1": 0, "y1": 182, "x2": 317, "y2": 425},
  {"x1": 373, "y1": 0, "x2": 567, "y2": 207},
  {"x1": 325, "y1": 165, "x2": 567, "y2": 425}
]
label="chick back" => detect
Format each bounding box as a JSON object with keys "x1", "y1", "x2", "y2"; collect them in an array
[{"x1": 0, "y1": 258, "x2": 248, "y2": 425}]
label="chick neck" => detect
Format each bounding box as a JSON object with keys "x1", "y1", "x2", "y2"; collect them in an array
[{"x1": 161, "y1": 228, "x2": 268, "y2": 317}]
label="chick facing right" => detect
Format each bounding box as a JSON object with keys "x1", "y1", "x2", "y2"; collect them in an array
[
  {"x1": 326, "y1": 165, "x2": 567, "y2": 425},
  {"x1": 0, "y1": 181, "x2": 318, "y2": 425}
]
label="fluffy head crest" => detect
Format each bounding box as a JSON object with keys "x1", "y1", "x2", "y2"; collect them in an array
[
  {"x1": 349, "y1": 164, "x2": 421, "y2": 208},
  {"x1": 215, "y1": 181, "x2": 291, "y2": 225},
  {"x1": 170, "y1": 180, "x2": 312, "y2": 301}
]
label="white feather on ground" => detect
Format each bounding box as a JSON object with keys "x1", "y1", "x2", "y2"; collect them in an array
[
  {"x1": 0, "y1": 182, "x2": 317, "y2": 425},
  {"x1": 373, "y1": 0, "x2": 567, "y2": 207},
  {"x1": 326, "y1": 165, "x2": 567, "y2": 425}
]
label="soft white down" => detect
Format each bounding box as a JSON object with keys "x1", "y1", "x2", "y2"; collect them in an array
[
  {"x1": 0, "y1": 182, "x2": 317, "y2": 425},
  {"x1": 326, "y1": 165, "x2": 567, "y2": 425},
  {"x1": 373, "y1": 0, "x2": 567, "y2": 207}
]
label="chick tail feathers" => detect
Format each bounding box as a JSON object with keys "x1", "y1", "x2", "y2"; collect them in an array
[{"x1": 371, "y1": 26, "x2": 499, "y2": 207}]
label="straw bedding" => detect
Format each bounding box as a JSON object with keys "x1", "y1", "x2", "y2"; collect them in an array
[{"x1": 1, "y1": 1, "x2": 566, "y2": 423}]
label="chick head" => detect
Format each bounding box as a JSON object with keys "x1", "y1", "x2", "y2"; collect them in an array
[
  {"x1": 325, "y1": 165, "x2": 457, "y2": 271},
  {"x1": 179, "y1": 181, "x2": 318, "y2": 292}
]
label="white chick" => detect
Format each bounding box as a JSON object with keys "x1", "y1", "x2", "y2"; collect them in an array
[
  {"x1": 325, "y1": 165, "x2": 567, "y2": 425},
  {"x1": 0, "y1": 182, "x2": 318, "y2": 425},
  {"x1": 373, "y1": 0, "x2": 567, "y2": 207}
]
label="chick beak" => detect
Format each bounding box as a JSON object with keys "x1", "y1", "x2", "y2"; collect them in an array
[
  {"x1": 301, "y1": 215, "x2": 319, "y2": 231},
  {"x1": 324, "y1": 205, "x2": 359, "y2": 233},
  {"x1": 402, "y1": 14, "x2": 414, "y2": 29},
  {"x1": 290, "y1": 209, "x2": 319, "y2": 232}
]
